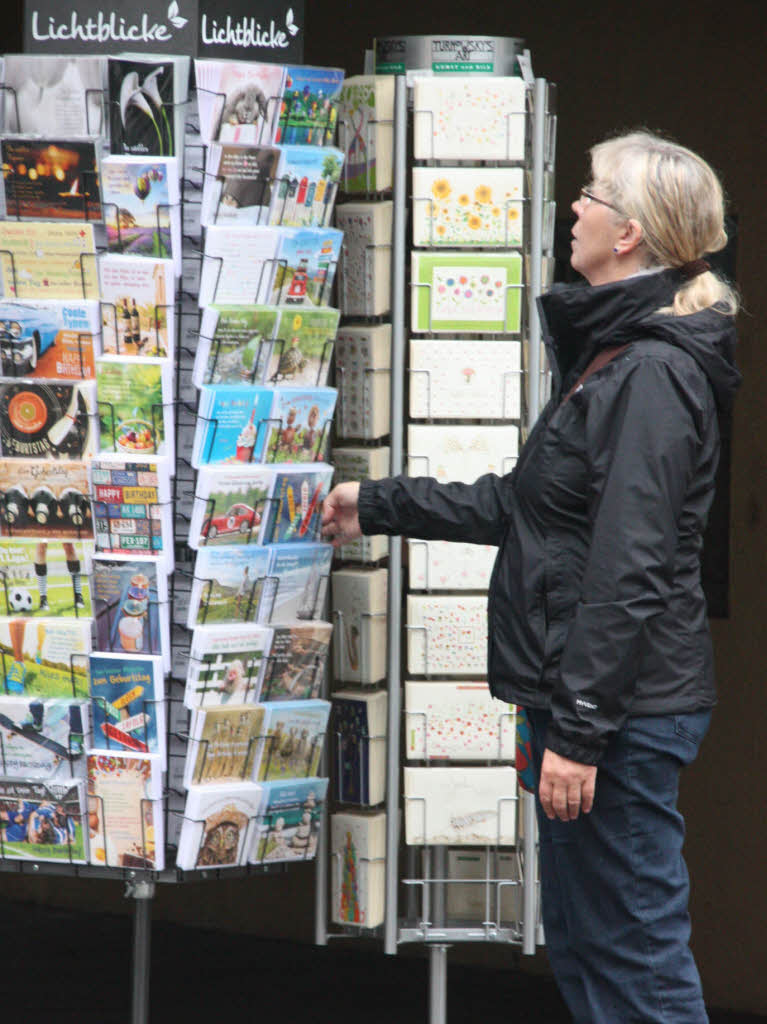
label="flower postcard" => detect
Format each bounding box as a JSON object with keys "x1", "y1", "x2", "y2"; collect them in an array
[
  {"x1": 412, "y1": 168, "x2": 524, "y2": 248},
  {"x1": 411, "y1": 252, "x2": 523, "y2": 334}
]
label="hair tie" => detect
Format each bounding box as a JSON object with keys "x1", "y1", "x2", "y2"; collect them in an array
[{"x1": 679, "y1": 258, "x2": 711, "y2": 279}]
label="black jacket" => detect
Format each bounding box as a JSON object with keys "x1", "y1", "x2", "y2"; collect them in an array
[{"x1": 358, "y1": 270, "x2": 740, "y2": 764}]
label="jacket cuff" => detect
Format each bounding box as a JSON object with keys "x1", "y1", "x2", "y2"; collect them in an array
[
  {"x1": 358, "y1": 478, "x2": 384, "y2": 536},
  {"x1": 544, "y1": 724, "x2": 605, "y2": 766}
]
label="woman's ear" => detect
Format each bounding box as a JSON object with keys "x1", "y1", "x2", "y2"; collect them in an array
[{"x1": 615, "y1": 217, "x2": 644, "y2": 256}]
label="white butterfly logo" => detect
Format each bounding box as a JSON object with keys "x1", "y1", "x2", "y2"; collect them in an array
[
  {"x1": 167, "y1": 1, "x2": 188, "y2": 28},
  {"x1": 286, "y1": 7, "x2": 299, "y2": 36}
]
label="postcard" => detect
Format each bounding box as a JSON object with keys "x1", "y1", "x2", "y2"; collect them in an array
[
  {"x1": 201, "y1": 143, "x2": 282, "y2": 226},
  {"x1": 249, "y1": 777, "x2": 328, "y2": 864},
  {"x1": 0, "y1": 777, "x2": 87, "y2": 862},
  {"x1": 95, "y1": 356, "x2": 174, "y2": 463},
  {"x1": 0, "y1": 221, "x2": 99, "y2": 300},
  {"x1": 265, "y1": 387, "x2": 337, "y2": 464},
  {"x1": 0, "y1": 697, "x2": 87, "y2": 779},
  {"x1": 334, "y1": 324, "x2": 391, "y2": 441},
  {"x1": 337, "y1": 76, "x2": 395, "y2": 193},
  {"x1": 335, "y1": 201, "x2": 392, "y2": 317},
  {"x1": 194, "y1": 59, "x2": 286, "y2": 145},
  {"x1": 0, "y1": 458, "x2": 92, "y2": 539},
  {"x1": 98, "y1": 255, "x2": 175, "y2": 359},
  {"x1": 269, "y1": 145, "x2": 344, "y2": 228},
  {"x1": 409, "y1": 339, "x2": 521, "y2": 420},
  {"x1": 413, "y1": 77, "x2": 526, "y2": 161},
  {"x1": 261, "y1": 543, "x2": 333, "y2": 623},
  {"x1": 1, "y1": 138, "x2": 101, "y2": 221},
  {"x1": 88, "y1": 652, "x2": 165, "y2": 758},
  {"x1": 411, "y1": 252, "x2": 523, "y2": 334},
  {"x1": 405, "y1": 681, "x2": 516, "y2": 761},
  {"x1": 0, "y1": 379, "x2": 97, "y2": 460},
  {"x1": 264, "y1": 306, "x2": 338, "y2": 388},
  {"x1": 261, "y1": 465, "x2": 333, "y2": 545},
  {"x1": 101, "y1": 156, "x2": 181, "y2": 275},
  {"x1": 275, "y1": 66, "x2": 345, "y2": 146},
  {"x1": 198, "y1": 225, "x2": 280, "y2": 307},
  {"x1": 0, "y1": 299, "x2": 99, "y2": 382},
  {"x1": 271, "y1": 227, "x2": 343, "y2": 307},
  {"x1": 257, "y1": 699, "x2": 330, "y2": 781},
  {"x1": 187, "y1": 545, "x2": 272, "y2": 629},
  {"x1": 188, "y1": 465, "x2": 276, "y2": 549},
  {"x1": 0, "y1": 537, "x2": 93, "y2": 618},
  {"x1": 412, "y1": 168, "x2": 524, "y2": 247},
  {"x1": 185, "y1": 704, "x2": 266, "y2": 787},
  {"x1": 0, "y1": 617, "x2": 91, "y2": 699},
  {"x1": 90, "y1": 453, "x2": 173, "y2": 565},
  {"x1": 185, "y1": 623, "x2": 273, "y2": 709},
  {"x1": 192, "y1": 385, "x2": 274, "y2": 468},
  {"x1": 91, "y1": 555, "x2": 170, "y2": 671},
  {"x1": 407, "y1": 539, "x2": 498, "y2": 592},
  {"x1": 87, "y1": 751, "x2": 164, "y2": 868},
  {"x1": 193, "y1": 305, "x2": 280, "y2": 388},
  {"x1": 407, "y1": 424, "x2": 519, "y2": 484},
  {"x1": 175, "y1": 782, "x2": 262, "y2": 870},
  {"x1": 330, "y1": 810, "x2": 387, "y2": 927},
  {"x1": 406, "y1": 594, "x2": 488, "y2": 676},
  {"x1": 404, "y1": 766, "x2": 517, "y2": 846},
  {"x1": 107, "y1": 55, "x2": 190, "y2": 159},
  {"x1": 1, "y1": 55, "x2": 106, "y2": 137},
  {"x1": 332, "y1": 689, "x2": 387, "y2": 805},
  {"x1": 259, "y1": 621, "x2": 332, "y2": 702}
]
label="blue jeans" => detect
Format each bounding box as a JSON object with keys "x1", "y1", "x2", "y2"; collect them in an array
[{"x1": 526, "y1": 707, "x2": 711, "y2": 1024}]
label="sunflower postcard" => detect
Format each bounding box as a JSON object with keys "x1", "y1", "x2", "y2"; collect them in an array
[{"x1": 412, "y1": 168, "x2": 524, "y2": 248}]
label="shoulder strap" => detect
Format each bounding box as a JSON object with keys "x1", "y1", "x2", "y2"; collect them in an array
[{"x1": 561, "y1": 344, "x2": 630, "y2": 405}]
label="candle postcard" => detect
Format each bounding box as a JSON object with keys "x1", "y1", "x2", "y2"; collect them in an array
[
  {"x1": 412, "y1": 168, "x2": 524, "y2": 248},
  {"x1": 0, "y1": 138, "x2": 101, "y2": 222},
  {"x1": 410, "y1": 252, "x2": 523, "y2": 334}
]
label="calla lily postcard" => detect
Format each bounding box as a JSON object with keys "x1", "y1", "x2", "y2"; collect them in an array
[{"x1": 108, "y1": 56, "x2": 190, "y2": 159}]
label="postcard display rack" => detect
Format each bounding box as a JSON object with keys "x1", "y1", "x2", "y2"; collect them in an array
[
  {"x1": 0, "y1": 52, "x2": 349, "y2": 1022},
  {"x1": 319, "y1": 44, "x2": 557, "y2": 1024}
]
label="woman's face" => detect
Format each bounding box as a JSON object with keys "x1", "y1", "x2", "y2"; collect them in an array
[{"x1": 570, "y1": 180, "x2": 627, "y2": 285}]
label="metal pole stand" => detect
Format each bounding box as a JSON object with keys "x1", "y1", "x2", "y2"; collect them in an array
[
  {"x1": 429, "y1": 944, "x2": 450, "y2": 1024},
  {"x1": 126, "y1": 878, "x2": 155, "y2": 1024}
]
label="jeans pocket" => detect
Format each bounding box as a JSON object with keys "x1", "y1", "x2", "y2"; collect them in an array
[{"x1": 674, "y1": 710, "x2": 712, "y2": 748}]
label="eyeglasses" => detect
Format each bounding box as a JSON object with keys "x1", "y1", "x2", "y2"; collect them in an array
[{"x1": 579, "y1": 186, "x2": 623, "y2": 214}]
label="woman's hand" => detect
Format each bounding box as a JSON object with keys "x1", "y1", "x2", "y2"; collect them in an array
[
  {"x1": 538, "y1": 748, "x2": 597, "y2": 821},
  {"x1": 321, "y1": 481, "x2": 362, "y2": 547}
]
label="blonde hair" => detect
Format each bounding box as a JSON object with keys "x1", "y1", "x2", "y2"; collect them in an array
[{"x1": 590, "y1": 131, "x2": 738, "y2": 316}]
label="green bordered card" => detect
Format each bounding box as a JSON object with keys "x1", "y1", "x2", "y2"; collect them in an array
[{"x1": 410, "y1": 252, "x2": 523, "y2": 334}]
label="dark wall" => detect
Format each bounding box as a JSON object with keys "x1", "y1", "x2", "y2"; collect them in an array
[{"x1": 3, "y1": 0, "x2": 766, "y2": 1011}]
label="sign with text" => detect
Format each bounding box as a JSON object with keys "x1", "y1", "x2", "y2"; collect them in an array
[
  {"x1": 24, "y1": 0, "x2": 199, "y2": 54},
  {"x1": 197, "y1": 0, "x2": 304, "y2": 62}
]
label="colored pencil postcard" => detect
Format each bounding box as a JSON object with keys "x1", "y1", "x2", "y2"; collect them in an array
[
  {"x1": 0, "y1": 777, "x2": 87, "y2": 862},
  {"x1": 261, "y1": 465, "x2": 334, "y2": 544},
  {"x1": 331, "y1": 809, "x2": 387, "y2": 928},
  {"x1": 91, "y1": 555, "x2": 169, "y2": 670},
  {"x1": 98, "y1": 255, "x2": 175, "y2": 359},
  {"x1": 265, "y1": 387, "x2": 337, "y2": 464},
  {"x1": 411, "y1": 252, "x2": 523, "y2": 334},
  {"x1": 0, "y1": 537, "x2": 93, "y2": 618},
  {"x1": 0, "y1": 221, "x2": 99, "y2": 301},
  {"x1": 88, "y1": 652, "x2": 165, "y2": 758},
  {"x1": 269, "y1": 145, "x2": 343, "y2": 228},
  {"x1": 193, "y1": 306, "x2": 280, "y2": 388},
  {"x1": 185, "y1": 623, "x2": 273, "y2": 709},
  {"x1": 0, "y1": 379, "x2": 97, "y2": 460},
  {"x1": 175, "y1": 782, "x2": 262, "y2": 870},
  {"x1": 192, "y1": 385, "x2": 274, "y2": 467},
  {"x1": 187, "y1": 545, "x2": 272, "y2": 629},
  {"x1": 275, "y1": 66, "x2": 345, "y2": 146},
  {"x1": 1, "y1": 55, "x2": 106, "y2": 137},
  {"x1": 90, "y1": 454, "x2": 173, "y2": 565},
  {"x1": 272, "y1": 227, "x2": 342, "y2": 308},
  {"x1": 101, "y1": 156, "x2": 181, "y2": 274},
  {"x1": 264, "y1": 306, "x2": 338, "y2": 387},
  {"x1": 95, "y1": 356, "x2": 174, "y2": 462},
  {"x1": 249, "y1": 776, "x2": 328, "y2": 864},
  {"x1": 87, "y1": 751, "x2": 164, "y2": 868},
  {"x1": 0, "y1": 458, "x2": 92, "y2": 539},
  {"x1": 259, "y1": 621, "x2": 332, "y2": 702},
  {"x1": 0, "y1": 617, "x2": 91, "y2": 700},
  {"x1": 185, "y1": 704, "x2": 266, "y2": 787},
  {"x1": 0, "y1": 697, "x2": 88, "y2": 779},
  {"x1": 188, "y1": 465, "x2": 276, "y2": 549},
  {"x1": 0, "y1": 138, "x2": 101, "y2": 221},
  {"x1": 0, "y1": 299, "x2": 99, "y2": 381},
  {"x1": 261, "y1": 543, "x2": 333, "y2": 623}
]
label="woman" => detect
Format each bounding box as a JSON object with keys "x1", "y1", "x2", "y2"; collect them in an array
[{"x1": 324, "y1": 130, "x2": 741, "y2": 1020}]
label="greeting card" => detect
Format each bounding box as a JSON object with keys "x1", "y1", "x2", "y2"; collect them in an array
[
  {"x1": 0, "y1": 138, "x2": 101, "y2": 221},
  {"x1": 264, "y1": 306, "x2": 339, "y2": 387},
  {"x1": 261, "y1": 465, "x2": 334, "y2": 544},
  {"x1": 413, "y1": 77, "x2": 526, "y2": 161},
  {"x1": 332, "y1": 689, "x2": 387, "y2": 805},
  {"x1": 334, "y1": 324, "x2": 391, "y2": 441},
  {"x1": 0, "y1": 617, "x2": 91, "y2": 699},
  {"x1": 259, "y1": 621, "x2": 332, "y2": 702},
  {"x1": 262, "y1": 543, "x2": 333, "y2": 623},
  {"x1": 95, "y1": 356, "x2": 174, "y2": 463},
  {"x1": 194, "y1": 59, "x2": 287, "y2": 145},
  {"x1": 271, "y1": 227, "x2": 343, "y2": 308},
  {"x1": 192, "y1": 385, "x2": 274, "y2": 467},
  {"x1": 98, "y1": 255, "x2": 175, "y2": 359},
  {"x1": 187, "y1": 545, "x2": 272, "y2": 628},
  {"x1": 331, "y1": 568, "x2": 388, "y2": 685},
  {"x1": 0, "y1": 458, "x2": 92, "y2": 539},
  {"x1": 411, "y1": 252, "x2": 523, "y2": 334},
  {"x1": 257, "y1": 699, "x2": 330, "y2": 781},
  {"x1": 91, "y1": 555, "x2": 169, "y2": 670},
  {"x1": 175, "y1": 782, "x2": 262, "y2": 870},
  {"x1": 90, "y1": 453, "x2": 173, "y2": 565},
  {"x1": 107, "y1": 55, "x2": 190, "y2": 158},
  {"x1": 0, "y1": 697, "x2": 87, "y2": 779},
  {"x1": 0, "y1": 777, "x2": 87, "y2": 862},
  {"x1": 404, "y1": 766, "x2": 517, "y2": 846},
  {"x1": 0, "y1": 379, "x2": 97, "y2": 460},
  {"x1": 101, "y1": 156, "x2": 182, "y2": 275},
  {"x1": 1, "y1": 55, "x2": 106, "y2": 137},
  {"x1": 409, "y1": 339, "x2": 521, "y2": 420},
  {"x1": 0, "y1": 299, "x2": 99, "y2": 382},
  {"x1": 0, "y1": 221, "x2": 99, "y2": 300},
  {"x1": 335, "y1": 202, "x2": 392, "y2": 317},
  {"x1": 185, "y1": 623, "x2": 273, "y2": 709},
  {"x1": 249, "y1": 777, "x2": 328, "y2": 864},
  {"x1": 407, "y1": 424, "x2": 518, "y2": 484},
  {"x1": 88, "y1": 652, "x2": 165, "y2": 758},
  {"x1": 265, "y1": 387, "x2": 337, "y2": 465},
  {"x1": 337, "y1": 76, "x2": 395, "y2": 193},
  {"x1": 194, "y1": 305, "x2": 279, "y2": 387},
  {"x1": 412, "y1": 168, "x2": 524, "y2": 247},
  {"x1": 0, "y1": 537, "x2": 93, "y2": 618},
  {"x1": 407, "y1": 539, "x2": 498, "y2": 592},
  {"x1": 331, "y1": 810, "x2": 386, "y2": 928},
  {"x1": 406, "y1": 594, "x2": 488, "y2": 676},
  {"x1": 276, "y1": 66, "x2": 345, "y2": 146},
  {"x1": 330, "y1": 447, "x2": 390, "y2": 563},
  {"x1": 198, "y1": 225, "x2": 280, "y2": 307},
  {"x1": 405, "y1": 681, "x2": 515, "y2": 760},
  {"x1": 188, "y1": 465, "x2": 275, "y2": 549},
  {"x1": 201, "y1": 143, "x2": 282, "y2": 226},
  {"x1": 87, "y1": 751, "x2": 164, "y2": 868},
  {"x1": 185, "y1": 704, "x2": 266, "y2": 786},
  {"x1": 269, "y1": 145, "x2": 344, "y2": 228}
]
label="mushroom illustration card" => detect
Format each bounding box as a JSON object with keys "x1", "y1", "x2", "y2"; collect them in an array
[
  {"x1": 413, "y1": 77, "x2": 526, "y2": 161},
  {"x1": 406, "y1": 594, "x2": 488, "y2": 676},
  {"x1": 411, "y1": 252, "x2": 523, "y2": 334},
  {"x1": 407, "y1": 424, "x2": 518, "y2": 484},
  {"x1": 409, "y1": 339, "x2": 521, "y2": 420},
  {"x1": 412, "y1": 168, "x2": 524, "y2": 248},
  {"x1": 407, "y1": 539, "x2": 498, "y2": 592},
  {"x1": 404, "y1": 766, "x2": 517, "y2": 846},
  {"x1": 404, "y1": 681, "x2": 515, "y2": 761},
  {"x1": 101, "y1": 156, "x2": 182, "y2": 275},
  {"x1": 337, "y1": 75, "x2": 395, "y2": 194}
]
